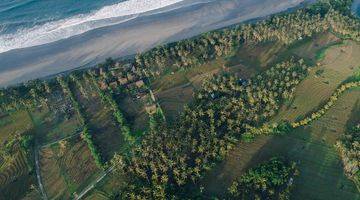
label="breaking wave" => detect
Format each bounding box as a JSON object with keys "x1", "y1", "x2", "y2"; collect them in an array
[{"x1": 0, "y1": 0, "x2": 185, "y2": 53}]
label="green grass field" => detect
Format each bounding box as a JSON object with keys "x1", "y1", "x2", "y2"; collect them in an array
[
  {"x1": 152, "y1": 32, "x2": 343, "y2": 124},
  {"x1": 82, "y1": 171, "x2": 126, "y2": 200},
  {"x1": 0, "y1": 147, "x2": 36, "y2": 200},
  {"x1": 273, "y1": 40, "x2": 360, "y2": 123},
  {"x1": 201, "y1": 33, "x2": 360, "y2": 199},
  {"x1": 0, "y1": 110, "x2": 33, "y2": 146},
  {"x1": 69, "y1": 76, "x2": 125, "y2": 162},
  {"x1": 40, "y1": 136, "x2": 101, "y2": 199},
  {"x1": 203, "y1": 88, "x2": 360, "y2": 199},
  {"x1": 27, "y1": 86, "x2": 81, "y2": 145},
  {"x1": 117, "y1": 95, "x2": 149, "y2": 134}
]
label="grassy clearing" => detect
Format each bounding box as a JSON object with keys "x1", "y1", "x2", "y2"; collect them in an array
[
  {"x1": 83, "y1": 171, "x2": 125, "y2": 199},
  {"x1": 69, "y1": 76, "x2": 125, "y2": 162},
  {"x1": 0, "y1": 146, "x2": 36, "y2": 200},
  {"x1": 0, "y1": 110, "x2": 32, "y2": 146},
  {"x1": 116, "y1": 95, "x2": 149, "y2": 134},
  {"x1": 152, "y1": 59, "x2": 225, "y2": 122},
  {"x1": 31, "y1": 107, "x2": 80, "y2": 145},
  {"x1": 290, "y1": 32, "x2": 341, "y2": 64},
  {"x1": 273, "y1": 40, "x2": 360, "y2": 123},
  {"x1": 152, "y1": 33, "x2": 341, "y2": 123},
  {"x1": 40, "y1": 136, "x2": 101, "y2": 199},
  {"x1": 227, "y1": 40, "x2": 285, "y2": 70},
  {"x1": 0, "y1": 110, "x2": 36, "y2": 199},
  {"x1": 0, "y1": 172, "x2": 37, "y2": 200},
  {"x1": 83, "y1": 190, "x2": 110, "y2": 200},
  {"x1": 28, "y1": 85, "x2": 81, "y2": 144},
  {"x1": 203, "y1": 88, "x2": 360, "y2": 199}
]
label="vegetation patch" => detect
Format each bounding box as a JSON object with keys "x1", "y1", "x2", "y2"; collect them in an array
[
  {"x1": 228, "y1": 157, "x2": 298, "y2": 200},
  {"x1": 273, "y1": 41, "x2": 360, "y2": 123},
  {"x1": 336, "y1": 102, "x2": 360, "y2": 190},
  {"x1": 40, "y1": 136, "x2": 100, "y2": 199},
  {"x1": 203, "y1": 88, "x2": 360, "y2": 199}
]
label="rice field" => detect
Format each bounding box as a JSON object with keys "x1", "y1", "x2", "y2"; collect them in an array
[
  {"x1": 0, "y1": 110, "x2": 33, "y2": 147},
  {"x1": 39, "y1": 136, "x2": 100, "y2": 199},
  {"x1": 27, "y1": 85, "x2": 81, "y2": 145},
  {"x1": 203, "y1": 88, "x2": 360, "y2": 199},
  {"x1": 273, "y1": 40, "x2": 360, "y2": 123},
  {"x1": 0, "y1": 145, "x2": 36, "y2": 199},
  {"x1": 69, "y1": 76, "x2": 125, "y2": 162},
  {"x1": 117, "y1": 95, "x2": 149, "y2": 134}
]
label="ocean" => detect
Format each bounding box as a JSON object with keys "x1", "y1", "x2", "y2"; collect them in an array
[
  {"x1": 353, "y1": 0, "x2": 360, "y2": 17},
  {"x1": 0, "y1": 0, "x2": 187, "y2": 54}
]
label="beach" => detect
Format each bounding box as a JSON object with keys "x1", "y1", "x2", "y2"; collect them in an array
[{"x1": 0, "y1": 0, "x2": 314, "y2": 87}]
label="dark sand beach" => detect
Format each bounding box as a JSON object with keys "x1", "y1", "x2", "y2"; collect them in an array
[{"x1": 0, "y1": 0, "x2": 313, "y2": 87}]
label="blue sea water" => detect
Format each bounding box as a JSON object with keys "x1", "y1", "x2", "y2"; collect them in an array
[
  {"x1": 0, "y1": 0, "x2": 186, "y2": 53},
  {"x1": 353, "y1": 0, "x2": 360, "y2": 17},
  {"x1": 0, "y1": 0, "x2": 122, "y2": 34}
]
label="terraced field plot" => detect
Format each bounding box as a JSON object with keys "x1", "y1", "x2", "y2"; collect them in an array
[
  {"x1": 69, "y1": 76, "x2": 125, "y2": 162},
  {"x1": 117, "y1": 95, "x2": 149, "y2": 134},
  {"x1": 83, "y1": 190, "x2": 109, "y2": 200},
  {"x1": 39, "y1": 136, "x2": 100, "y2": 199},
  {"x1": 0, "y1": 146, "x2": 35, "y2": 200},
  {"x1": 203, "y1": 88, "x2": 360, "y2": 200},
  {"x1": 0, "y1": 110, "x2": 33, "y2": 146},
  {"x1": 273, "y1": 40, "x2": 360, "y2": 123},
  {"x1": 29, "y1": 86, "x2": 81, "y2": 144},
  {"x1": 152, "y1": 59, "x2": 227, "y2": 122},
  {"x1": 153, "y1": 33, "x2": 341, "y2": 123},
  {"x1": 0, "y1": 110, "x2": 38, "y2": 200},
  {"x1": 82, "y1": 171, "x2": 125, "y2": 200}
]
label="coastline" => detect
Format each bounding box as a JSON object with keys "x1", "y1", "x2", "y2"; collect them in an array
[{"x1": 0, "y1": 0, "x2": 314, "y2": 87}]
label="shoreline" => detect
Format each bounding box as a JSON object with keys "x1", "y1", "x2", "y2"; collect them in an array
[{"x1": 0, "y1": 0, "x2": 314, "y2": 87}]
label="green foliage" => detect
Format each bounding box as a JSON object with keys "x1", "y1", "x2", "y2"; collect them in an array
[
  {"x1": 135, "y1": 2, "x2": 360, "y2": 81},
  {"x1": 292, "y1": 81, "x2": 360, "y2": 128},
  {"x1": 0, "y1": 0, "x2": 359, "y2": 198},
  {"x1": 19, "y1": 135, "x2": 34, "y2": 150},
  {"x1": 82, "y1": 126, "x2": 104, "y2": 168},
  {"x1": 228, "y1": 157, "x2": 298, "y2": 200},
  {"x1": 307, "y1": 0, "x2": 353, "y2": 16},
  {"x1": 57, "y1": 76, "x2": 104, "y2": 168},
  {"x1": 87, "y1": 72, "x2": 134, "y2": 144},
  {"x1": 114, "y1": 59, "x2": 309, "y2": 199},
  {"x1": 336, "y1": 123, "x2": 360, "y2": 188}
]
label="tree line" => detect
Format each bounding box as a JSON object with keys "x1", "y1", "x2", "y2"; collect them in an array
[
  {"x1": 336, "y1": 123, "x2": 360, "y2": 189},
  {"x1": 86, "y1": 72, "x2": 134, "y2": 144},
  {"x1": 133, "y1": 1, "x2": 359, "y2": 80},
  {"x1": 228, "y1": 157, "x2": 298, "y2": 200},
  {"x1": 57, "y1": 76, "x2": 104, "y2": 168}
]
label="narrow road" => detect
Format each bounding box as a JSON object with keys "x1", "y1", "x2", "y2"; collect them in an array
[{"x1": 75, "y1": 166, "x2": 114, "y2": 200}]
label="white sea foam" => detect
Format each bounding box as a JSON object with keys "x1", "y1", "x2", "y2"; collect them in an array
[{"x1": 0, "y1": 0, "x2": 185, "y2": 53}]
